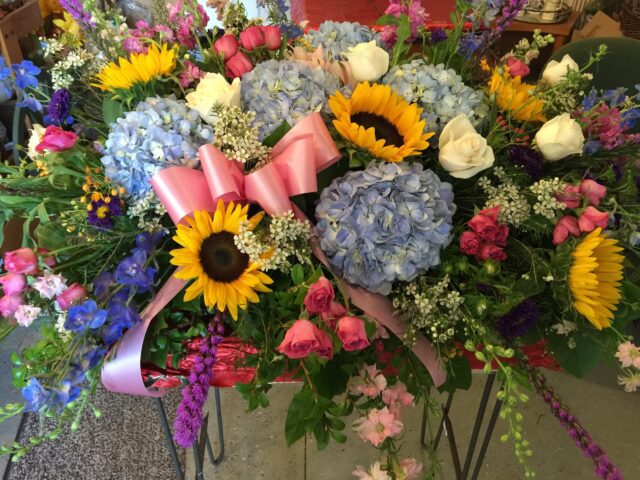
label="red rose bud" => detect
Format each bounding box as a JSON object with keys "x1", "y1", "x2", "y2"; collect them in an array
[
  {"x1": 225, "y1": 52, "x2": 253, "y2": 79},
  {"x1": 476, "y1": 243, "x2": 507, "y2": 262},
  {"x1": 261, "y1": 25, "x2": 282, "y2": 50},
  {"x1": 467, "y1": 206, "x2": 500, "y2": 240},
  {"x1": 56, "y1": 283, "x2": 88, "y2": 310},
  {"x1": 239, "y1": 25, "x2": 265, "y2": 51},
  {"x1": 459, "y1": 231, "x2": 481, "y2": 255},
  {"x1": 506, "y1": 56, "x2": 530, "y2": 78},
  {"x1": 213, "y1": 34, "x2": 238, "y2": 61}
]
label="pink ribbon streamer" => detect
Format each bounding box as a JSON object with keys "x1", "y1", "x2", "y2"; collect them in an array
[{"x1": 102, "y1": 112, "x2": 446, "y2": 396}]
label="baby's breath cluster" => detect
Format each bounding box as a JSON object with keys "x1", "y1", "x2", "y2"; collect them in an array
[
  {"x1": 212, "y1": 105, "x2": 272, "y2": 168},
  {"x1": 127, "y1": 191, "x2": 168, "y2": 233},
  {"x1": 529, "y1": 177, "x2": 566, "y2": 219},
  {"x1": 234, "y1": 211, "x2": 311, "y2": 271},
  {"x1": 479, "y1": 168, "x2": 531, "y2": 226}
]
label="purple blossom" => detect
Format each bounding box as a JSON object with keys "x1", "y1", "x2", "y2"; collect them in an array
[
  {"x1": 508, "y1": 145, "x2": 544, "y2": 180},
  {"x1": 173, "y1": 315, "x2": 224, "y2": 448},
  {"x1": 45, "y1": 88, "x2": 73, "y2": 125},
  {"x1": 430, "y1": 28, "x2": 447, "y2": 44},
  {"x1": 478, "y1": 0, "x2": 527, "y2": 53},
  {"x1": 458, "y1": 33, "x2": 483, "y2": 58},
  {"x1": 87, "y1": 194, "x2": 123, "y2": 229},
  {"x1": 59, "y1": 0, "x2": 94, "y2": 27},
  {"x1": 496, "y1": 299, "x2": 539, "y2": 338}
]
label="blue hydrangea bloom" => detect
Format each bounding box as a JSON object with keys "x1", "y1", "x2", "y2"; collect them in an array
[
  {"x1": 315, "y1": 162, "x2": 456, "y2": 295},
  {"x1": 305, "y1": 21, "x2": 382, "y2": 60},
  {"x1": 65, "y1": 300, "x2": 108, "y2": 332},
  {"x1": 382, "y1": 60, "x2": 488, "y2": 134},
  {"x1": 22, "y1": 378, "x2": 50, "y2": 412},
  {"x1": 101, "y1": 95, "x2": 214, "y2": 202},
  {"x1": 241, "y1": 60, "x2": 340, "y2": 140},
  {"x1": 115, "y1": 249, "x2": 156, "y2": 290}
]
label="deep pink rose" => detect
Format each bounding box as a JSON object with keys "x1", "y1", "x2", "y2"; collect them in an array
[
  {"x1": 336, "y1": 316, "x2": 371, "y2": 352},
  {"x1": 506, "y1": 57, "x2": 530, "y2": 78},
  {"x1": 320, "y1": 301, "x2": 347, "y2": 330},
  {"x1": 303, "y1": 277, "x2": 335, "y2": 314},
  {"x1": 277, "y1": 319, "x2": 324, "y2": 359},
  {"x1": 579, "y1": 179, "x2": 607, "y2": 206},
  {"x1": 56, "y1": 283, "x2": 88, "y2": 310},
  {"x1": 0, "y1": 273, "x2": 26, "y2": 295},
  {"x1": 476, "y1": 243, "x2": 507, "y2": 262},
  {"x1": 213, "y1": 34, "x2": 238, "y2": 61},
  {"x1": 314, "y1": 329, "x2": 334, "y2": 359},
  {"x1": 578, "y1": 206, "x2": 609, "y2": 233},
  {"x1": 225, "y1": 52, "x2": 253, "y2": 79},
  {"x1": 555, "y1": 185, "x2": 581, "y2": 209},
  {"x1": 35, "y1": 126, "x2": 78, "y2": 153},
  {"x1": 0, "y1": 294, "x2": 22, "y2": 318},
  {"x1": 37, "y1": 247, "x2": 56, "y2": 267},
  {"x1": 4, "y1": 248, "x2": 38, "y2": 274},
  {"x1": 467, "y1": 207, "x2": 501, "y2": 241},
  {"x1": 553, "y1": 215, "x2": 580, "y2": 245},
  {"x1": 460, "y1": 231, "x2": 481, "y2": 255},
  {"x1": 261, "y1": 26, "x2": 282, "y2": 50},
  {"x1": 239, "y1": 25, "x2": 265, "y2": 51},
  {"x1": 493, "y1": 224, "x2": 509, "y2": 247}
]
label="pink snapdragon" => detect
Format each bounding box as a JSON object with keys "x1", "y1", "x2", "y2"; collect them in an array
[
  {"x1": 349, "y1": 365, "x2": 387, "y2": 397},
  {"x1": 178, "y1": 60, "x2": 204, "y2": 88},
  {"x1": 381, "y1": 382, "x2": 414, "y2": 417},
  {"x1": 399, "y1": 458, "x2": 423, "y2": 480},
  {"x1": 380, "y1": 0, "x2": 428, "y2": 46},
  {"x1": 578, "y1": 206, "x2": 609, "y2": 233},
  {"x1": 553, "y1": 215, "x2": 581, "y2": 245}
]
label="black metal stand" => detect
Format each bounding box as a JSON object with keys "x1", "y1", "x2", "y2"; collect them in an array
[
  {"x1": 420, "y1": 372, "x2": 503, "y2": 480},
  {"x1": 154, "y1": 387, "x2": 225, "y2": 480}
]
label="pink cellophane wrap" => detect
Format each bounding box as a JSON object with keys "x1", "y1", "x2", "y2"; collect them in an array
[{"x1": 102, "y1": 112, "x2": 448, "y2": 396}]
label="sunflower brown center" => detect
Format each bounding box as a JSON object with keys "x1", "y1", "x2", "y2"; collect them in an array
[
  {"x1": 199, "y1": 232, "x2": 249, "y2": 283},
  {"x1": 351, "y1": 112, "x2": 404, "y2": 147}
]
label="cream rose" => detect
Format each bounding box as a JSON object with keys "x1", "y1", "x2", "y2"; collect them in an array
[
  {"x1": 535, "y1": 113, "x2": 585, "y2": 162},
  {"x1": 185, "y1": 73, "x2": 241, "y2": 125},
  {"x1": 438, "y1": 114, "x2": 494, "y2": 179},
  {"x1": 541, "y1": 54, "x2": 579, "y2": 85},
  {"x1": 344, "y1": 41, "x2": 389, "y2": 83},
  {"x1": 27, "y1": 124, "x2": 46, "y2": 159}
]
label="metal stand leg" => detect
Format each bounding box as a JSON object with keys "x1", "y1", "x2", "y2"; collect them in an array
[
  {"x1": 205, "y1": 388, "x2": 225, "y2": 465},
  {"x1": 154, "y1": 397, "x2": 185, "y2": 480},
  {"x1": 461, "y1": 372, "x2": 496, "y2": 479}
]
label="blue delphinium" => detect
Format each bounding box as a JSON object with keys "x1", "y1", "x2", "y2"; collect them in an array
[
  {"x1": 12, "y1": 60, "x2": 40, "y2": 90},
  {"x1": 305, "y1": 21, "x2": 382, "y2": 60},
  {"x1": 382, "y1": 60, "x2": 487, "y2": 134},
  {"x1": 241, "y1": 60, "x2": 340, "y2": 140},
  {"x1": 22, "y1": 378, "x2": 51, "y2": 412},
  {"x1": 115, "y1": 249, "x2": 156, "y2": 291},
  {"x1": 101, "y1": 95, "x2": 214, "y2": 202},
  {"x1": 103, "y1": 300, "x2": 140, "y2": 345},
  {"x1": 65, "y1": 300, "x2": 108, "y2": 332},
  {"x1": 315, "y1": 162, "x2": 456, "y2": 295}
]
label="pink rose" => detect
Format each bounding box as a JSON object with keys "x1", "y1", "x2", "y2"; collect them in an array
[
  {"x1": 239, "y1": 25, "x2": 265, "y2": 51},
  {"x1": 320, "y1": 301, "x2": 347, "y2": 330},
  {"x1": 261, "y1": 26, "x2": 282, "y2": 50},
  {"x1": 213, "y1": 34, "x2": 238, "y2": 60},
  {"x1": 506, "y1": 56, "x2": 530, "y2": 78},
  {"x1": 467, "y1": 207, "x2": 500, "y2": 240},
  {"x1": 476, "y1": 243, "x2": 507, "y2": 262},
  {"x1": 579, "y1": 179, "x2": 607, "y2": 206},
  {"x1": 4, "y1": 248, "x2": 38, "y2": 274},
  {"x1": 303, "y1": 277, "x2": 334, "y2": 314},
  {"x1": 314, "y1": 328, "x2": 333, "y2": 360},
  {"x1": 0, "y1": 273, "x2": 26, "y2": 295},
  {"x1": 35, "y1": 126, "x2": 78, "y2": 153},
  {"x1": 0, "y1": 294, "x2": 22, "y2": 318},
  {"x1": 38, "y1": 247, "x2": 56, "y2": 267},
  {"x1": 555, "y1": 185, "x2": 581, "y2": 209},
  {"x1": 459, "y1": 231, "x2": 481, "y2": 255},
  {"x1": 225, "y1": 52, "x2": 253, "y2": 79},
  {"x1": 578, "y1": 206, "x2": 609, "y2": 233},
  {"x1": 336, "y1": 316, "x2": 371, "y2": 351},
  {"x1": 56, "y1": 283, "x2": 88, "y2": 310},
  {"x1": 277, "y1": 319, "x2": 325, "y2": 359},
  {"x1": 553, "y1": 215, "x2": 580, "y2": 245}
]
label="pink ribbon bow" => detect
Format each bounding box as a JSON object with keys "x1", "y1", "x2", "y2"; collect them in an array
[{"x1": 102, "y1": 113, "x2": 446, "y2": 397}]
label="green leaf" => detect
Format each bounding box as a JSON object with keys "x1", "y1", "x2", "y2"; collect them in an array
[
  {"x1": 376, "y1": 14, "x2": 401, "y2": 26},
  {"x1": 313, "y1": 419, "x2": 330, "y2": 450},
  {"x1": 262, "y1": 121, "x2": 292, "y2": 148},
  {"x1": 330, "y1": 430, "x2": 347, "y2": 443},
  {"x1": 291, "y1": 264, "x2": 305, "y2": 285},
  {"x1": 548, "y1": 332, "x2": 602, "y2": 377},
  {"x1": 441, "y1": 355, "x2": 472, "y2": 393},
  {"x1": 35, "y1": 223, "x2": 66, "y2": 251},
  {"x1": 102, "y1": 97, "x2": 125, "y2": 127},
  {"x1": 285, "y1": 387, "x2": 314, "y2": 446}
]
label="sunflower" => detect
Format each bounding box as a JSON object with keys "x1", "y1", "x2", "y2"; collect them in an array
[
  {"x1": 488, "y1": 70, "x2": 546, "y2": 123},
  {"x1": 328, "y1": 82, "x2": 434, "y2": 163},
  {"x1": 568, "y1": 228, "x2": 624, "y2": 330},
  {"x1": 91, "y1": 43, "x2": 176, "y2": 92},
  {"x1": 170, "y1": 202, "x2": 273, "y2": 320}
]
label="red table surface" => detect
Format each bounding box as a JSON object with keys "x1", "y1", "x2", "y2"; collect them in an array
[{"x1": 291, "y1": 0, "x2": 459, "y2": 29}]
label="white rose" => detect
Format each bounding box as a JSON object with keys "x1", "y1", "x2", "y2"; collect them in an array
[
  {"x1": 438, "y1": 114, "x2": 494, "y2": 179},
  {"x1": 27, "y1": 124, "x2": 46, "y2": 159},
  {"x1": 535, "y1": 113, "x2": 585, "y2": 162},
  {"x1": 185, "y1": 73, "x2": 241, "y2": 125},
  {"x1": 541, "y1": 54, "x2": 579, "y2": 85},
  {"x1": 344, "y1": 41, "x2": 389, "y2": 83}
]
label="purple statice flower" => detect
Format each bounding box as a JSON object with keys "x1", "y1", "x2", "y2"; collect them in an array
[
  {"x1": 508, "y1": 145, "x2": 544, "y2": 180},
  {"x1": 173, "y1": 316, "x2": 224, "y2": 448},
  {"x1": 87, "y1": 194, "x2": 123, "y2": 229},
  {"x1": 430, "y1": 28, "x2": 447, "y2": 44},
  {"x1": 527, "y1": 363, "x2": 624, "y2": 480},
  {"x1": 45, "y1": 88, "x2": 73, "y2": 125},
  {"x1": 59, "y1": 0, "x2": 94, "y2": 27},
  {"x1": 496, "y1": 299, "x2": 539, "y2": 338}
]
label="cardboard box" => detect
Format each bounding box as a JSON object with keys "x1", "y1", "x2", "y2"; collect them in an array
[{"x1": 572, "y1": 11, "x2": 623, "y2": 41}]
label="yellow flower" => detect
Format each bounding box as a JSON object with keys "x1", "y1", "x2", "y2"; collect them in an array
[
  {"x1": 170, "y1": 202, "x2": 273, "y2": 320},
  {"x1": 91, "y1": 43, "x2": 177, "y2": 92},
  {"x1": 568, "y1": 228, "x2": 624, "y2": 330},
  {"x1": 488, "y1": 70, "x2": 546, "y2": 123},
  {"x1": 329, "y1": 82, "x2": 434, "y2": 163},
  {"x1": 53, "y1": 12, "x2": 83, "y2": 41}
]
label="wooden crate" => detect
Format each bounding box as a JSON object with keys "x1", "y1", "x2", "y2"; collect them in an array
[{"x1": 0, "y1": 0, "x2": 42, "y2": 65}]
